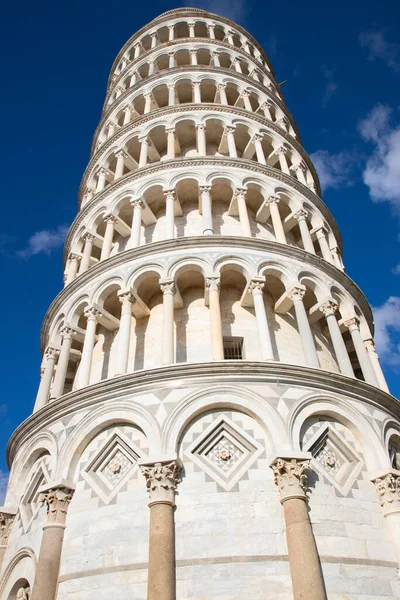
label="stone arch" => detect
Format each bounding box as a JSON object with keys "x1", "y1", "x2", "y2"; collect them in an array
[
  {"x1": 161, "y1": 386, "x2": 285, "y2": 455},
  {"x1": 0, "y1": 548, "x2": 36, "y2": 599},
  {"x1": 57, "y1": 404, "x2": 159, "y2": 481},
  {"x1": 289, "y1": 395, "x2": 388, "y2": 473}
]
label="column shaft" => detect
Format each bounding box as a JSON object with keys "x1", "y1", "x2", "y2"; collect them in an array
[
  {"x1": 345, "y1": 319, "x2": 378, "y2": 386},
  {"x1": 77, "y1": 309, "x2": 100, "y2": 388},
  {"x1": 79, "y1": 234, "x2": 94, "y2": 273},
  {"x1": 295, "y1": 212, "x2": 315, "y2": 254},
  {"x1": 251, "y1": 282, "x2": 274, "y2": 360},
  {"x1": 268, "y1": 198, "x2": 286, "y2": 243},
  {"x1": 51, "y1": 331, "x2": 73, "y2": 398},
  {"x1": 206, "y1": 278, "x2": 224, "y2": 360},
  {"x1": 290, "y1": 289, "x2": 319, "y2": 368},
  {"x1": 117, "y1": 292, "x2": 133, "y2": 375},
  {"x1": 226, "y1": 128, "x2": 237, "y2": 158},
  {"x1": 147, "y1": 503, "x2": 175, "y2": 600},
  {"x1": 66, "y1": 255, "x2": 80, "y2": 285},
  {"x1": 167, "y1": 129, "x2": 176, "y2": 159},
  {"x1": 325, "y1": 312, "x2": 354, "y2": 377},
  {"x1": 200, "y1": 187, "x2": 213, "y2": 234},
  {"x1": 161, "y1": 280, "x2": 175, "y2": 365},
  {"x1": 316, "y1": 229, "x2": 333, "y2": 263},
  {"x1": 365, "y1": 339, "x2": 389, "y2": 392},
  {"x1": 34, "y1": 350, "x2": 57, "y2": 411},
  {"x1": 165, "y1": 192, "x2": 175, "y2": 239},
  {"x1": 197, "y1": 125, "x2": 206, "y2": 156},
  {"x1": 139, "y1": 138, "x2": 149, "y2": 168},
  {"x1": 129, "y1": 200, "x2": 143, "y2": 248},
  {"x1": 100, "y1": 216, "x2": 116, "y2": 261},
  {"x1": 236, "y1": 191, "x2": 251, "y2": 237}
]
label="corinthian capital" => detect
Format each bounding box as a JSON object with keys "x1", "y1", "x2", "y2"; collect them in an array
[
  {"x1": 160, "y1": 278, "x2": 176, "y2": 295},
  {"x1": 39, "y1": 485, "x2": 75, "y2": 526},
  {"x1": 205, "y1": 276, "x2": 220, "y2": 292},
  {"x1": 372, "y1": 472, "x2": 400, "y2": 515},
  {"x1": 140, "y1": 460, "x2": 181, "y2": 505},
  {"x1": 270, "y1": 456, "x2": 310, "y2": 502},
  {"x1": 0, "y1": 510, "x2": 16, "y2": 546}
]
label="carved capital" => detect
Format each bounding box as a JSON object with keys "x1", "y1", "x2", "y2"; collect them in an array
[
  {"x1": 196, "y1": 123, "x2": 205, "y2": 131},
  {"x1": 164, "y1": 189, "x2": 176, "y2": 201},
  {"x1": 118, "y1": 290, "x2": 135, "y2": 311},
  {"x1": 61, "y1": 325, "x2": 76, "y2": 340},
  {"x1": 290, "y1": 162, "x2": 306, "y2": 173},
  {"x1": 68, "y1": 252, "x2": 81, "y2": 263},
  {"x1": 320, "y1": 300, "x2": 338, "y2": 318},
  {"x1": 226, "y1": 126, "x2": 236, "y2": 134},
  {"x1": 288, "y1": 286, "x2": 306, "y2": 303},
  {"x1": 140, "y1": 460, "x2": 181, "y2": 505},
  {"x1": 261, "y1": 100, "x2": 273, "y2": 110},
  {"x1": 84, "y1": 306, "x2": 102, "y2": 322},
  {"x1": 343, "y1": 316, "x2": 360, "y2": 332},
  {"x1": 115, "y1": 149, "x2": 128, "y2": 159},
  {"x1": 372, "y1": 472, "x2": 400, "y2": 515},
  {"x1": 266, "y1": 195, "x2": 280, "y2": 205},
  {"x1": 199, "y1": 185, "x2": 212, "y2": 195},
  {"x1": 235, "y1": 187, "x2": 247, "y2": 199},
  {"x1": 16, "y1": 587, "x2": 30, "y2": 600},
  {"x1": 130, "y1": 198, "x2": 144, "y2": 209},
  {"x1": 275, "y1": 145, "x2": 288, "y2": 156},
  {"x1": 270, "y1": 457, "x2": 310, "y2": 502},
  {"x1": 241, "y1": 90, "x2": 250, "y2": 98},
  {"x1": 39, "y1": 485, "x2": 75, "y2": 526},
  {"x1": 205, "y1": 276, "x2": 220, "y2": 292},
  {"x1": 217, "y1": 83, "x2": 226, "y2": 91},
  {"x1": 253, "y1": 133, "x2": 264, "y2": 142},
  {"x1": 0, "y1": 511, "x2": 15, "y2": 546},
  {"x1": 293, "y1": 209, "x2": 308, "y2": 222},
  {"x1": 364, "y1": 338, "x2": 377, "y2": 354},
  {"x1": 192, "y1": 81, "x2": 201, "y2": 88},
  {"x1": 83, "y1": 232, "x2": 95, "y2": 242},
  {"x1": 104, "y1": 213, "x2": 117, "y2": 224},
  {"x1": 45, "y1": 346, "x2": 59, "y2": 361},
  {"x1": 249, "y1": 278, "x2": 265, "y2": 295},
  {"x1": 160, "y1": 278, "x2": 175, "y2": 295}
]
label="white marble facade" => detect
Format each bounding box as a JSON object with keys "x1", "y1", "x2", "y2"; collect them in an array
[{"x1": 1, "y1": 7, "x2": 400, "y2": 600}]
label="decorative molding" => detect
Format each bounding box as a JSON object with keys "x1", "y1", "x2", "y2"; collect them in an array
[{"x1": 7, "y1": 362, "x2": 399, "y2": 469}]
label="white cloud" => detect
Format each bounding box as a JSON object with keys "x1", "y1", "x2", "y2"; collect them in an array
[
  {"x1": 359, "y1": 31, "x2": 400, "y2": 72},
  {"x1": 18, "y1": 224, "x2": 68, "y2": 259},
  {"x1": 358, "y1": 104, "x2": 400, "y2": 215},
  {"x1": 309, "y1": 149, "x2": 355, "y2": 192},
  {"x1": 182, "y1": 0, "x2": 246, "y2": 22},
  {"x1": 322, "y1": 66, "x2": 339, "y2": 107},
  {"x1": 373, "y1": 296, "x2": 400, "y2": 368},
  {"x1": 0, "y1": 469, "x2": 8, "y2": 505}
]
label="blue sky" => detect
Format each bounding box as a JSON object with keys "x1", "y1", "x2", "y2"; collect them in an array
[{"x1": 0, "y1": 0, "x2": 399, "y2": 501}]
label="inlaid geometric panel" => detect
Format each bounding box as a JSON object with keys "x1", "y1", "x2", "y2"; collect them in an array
[
  {"x1": 77, "y1": 425, "x2": 149, "y2": 505},
  {"x1": 20, "y1": 454, "x2": 51, "y2": 532},
  {"x1": 184, "y1": 415, "x2": 264, "y2": 491},
  {"x1": 302, "y1": 419, "x2": 364, "y2": 496}
]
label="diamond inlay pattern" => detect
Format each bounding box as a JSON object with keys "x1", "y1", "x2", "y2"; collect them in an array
[{"x1": 184, "y1": 413, "x2": 264, "y2": 491}]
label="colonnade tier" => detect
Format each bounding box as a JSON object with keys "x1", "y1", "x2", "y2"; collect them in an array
[
  {"x1": 92, "y1": 70, "x2": 299, "y2": 155},
  {"x1": 81, "y1": 106, "x2": 319, "y2": 206},
  {"x1": 107, "y1": 8, "x2": 274, "y2": 92},
  {"x1": 104, "y1": 42, "x2": 280, "y2": 114},
  {"x1": 34, "y1": 240, "x2": 388, "y2": 412},
  {"x1": 66, "y1": 181, "x2": 342, "y2": 284}
]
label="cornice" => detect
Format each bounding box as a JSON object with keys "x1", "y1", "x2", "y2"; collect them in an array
[
  {"x1": 6, "y1": 361, "x2": 399, "y2": 468},
  {"x1": 95, "y1": 67, "x2": 299, "y2": 153},
  {"x1": 49, "y1": 236, "x2": 368, "y2": 351},
  {"x1": 85, "y1": 105, "x2": 311, "y2": 200},
  {"x1": 105, "y1": 37, "x2": 276, "y2": 107},
  {"x1": 107, "y1": 10, "x2": 274, "y2": 89},
  {"x1": 70, "y1": 158, "x2": 333, "y2": 253}
]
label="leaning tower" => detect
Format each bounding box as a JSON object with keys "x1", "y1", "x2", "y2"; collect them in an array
[{"x1": 1, "y1": 7, "x2": 400, "y2": 600}]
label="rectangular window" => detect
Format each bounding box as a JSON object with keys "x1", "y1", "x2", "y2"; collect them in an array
[{"x1": 223, "y1": 337, "x2": 244, "y2": 360}]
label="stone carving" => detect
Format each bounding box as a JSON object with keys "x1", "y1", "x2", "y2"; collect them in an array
[
  {"x1": 0, "y1": 512, "x2": 15, "y2": 546},
  {"x1": 373, "y1": 473, "x2": 400, "y2": 514},
  {"x1": 16, "y1": 588, "x2": 30, "y2": 600},
  {"x1": 39, "y1": 486, "x2": 74, "y2": 525},
  {"x1": 288, "y1": 287, "x2": 305, "y2": 303},
  {"x1": 205, "y1": 277, "x2": 220, "y2": 293},
  {"x1": 140, "y1": 461, "x2": 181, "y2": 503},
  {"x1": 320, "y1": 300, "x2": 338, "y2": 318},
  {"x1": 271, "y1": 457, "x2": 310, "y2": 500}
]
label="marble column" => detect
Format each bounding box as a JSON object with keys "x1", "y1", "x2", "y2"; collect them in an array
[
  {"x1": 166, "y1": 128, "x2": 176, "y2": 159},
  {"x1": 117, "y1": 291, "x2": 134, "y2": 375},
  {"x1": 51, "y1": 327, "x2": 75, "y2": 398},
  {"x1": 164, "y1": 190, "x2": 175, "y2": 239},
  {"x1": 249, "y1": 278, "x2": 274, "y2": 360},
  {"x1": 168, "y1": 25, "x2": 175, "y2": 41},
  {"x1": 0, "y1": 510, "x2": 16, "y2": 572},
  {"x1": 331, "y1": 247, "x2": 343, "y2": 270},
  {"x1": 364, "y1": 338, "x2": 389, "y2": 392},
  {"x1": 275, "y1": 146, "x2": 290, "y2": 175},
  {"x1": 96, "y1": 167, "x2": 109, "y2": 192},
  {"x1": 207, "y1": 24, "x2": 215, "y2": 39},
  {"x1": 289, "y1": 287, "x2": 320, "y2": 368},
  {"x1": 233, "y1": 58, "x2": 242, "y2": 73},
  {"x1": 66, "y1": 253, "x2": 81, "y2": 285},
  {"x1": 139, "y1": 137, "x2": 149, "y2": 168},
  {"x1": 123, "y1": 106, "x2": 131, "y2": 126},
  {"x1": 226, "y1": 126, "x2": 237, "y2": 158},
  {"x1": 343, "y1": 317, "x2": 378, "y2": 386},
  {"x1": 30, "y1": 485, "x2": 75, "y2": 600},
  {"x1": 140, "y1": 460, "x2": 181, "y2": 600},
  {"x1": 196, "y1": 124, "x2": 206, "y2": 156},
  {"x1": 217, "y1": 83, "x2": 227, "y2": 104},
  {"x1": 160, "y1": 278, "x2": 175, "y2": 365},
  {"x1": 77, "y1": 307, "x2": 102, "y2": 389},
  {"x1": 267, "y1": 196, "x2": 286, "y2": 243},
  {"x1": 200, "y1": 186, "x2": 213, "y2": 234},
  {"x1": 206, "y1": 277, "x2": 224, "y2": 360},
  {"x1": 212, "y1": 52, "x2": 221, "y2": 67},
  {"x1": 242, "y1": 91, "x2": 253, "y2": 112},
  {"x1": 129, "y1": 199, "x2": 144, "y2": 248},
  {"x1": 290, "y1": 162, "x2": 307, "y2": 185},
  {"x1": 168, "y1": 51, "x2": 176, "y2": 69},
  {"x1": 134, "y1": 44, "x2": 141, "y2": 59},
  {"x1": 114, "y1": 149, "x2": 127, "y2": 179},
  {"x1": 188, "y1": 21, "x2": 195, "y2": 37},
  {"x1": 315, "y1": 227, "x2": 333, "y2": 264},
  {"x1": 372, "y1": 471, "x2": 400, "y2": 564},
  {"x1": 168, "y1": 84, "x2": 175, "y2": 106},
  {"x1": 253, "y1": 134, "x2": 266, "y2": 164},
  {"x1": 34, "y1": 347, "x2": 59, "y2": 412},
  {"x1": 79, "y1": 233, "x2": 94, "y2": 273},
  {"x1": 100, "y1": 214, "x2": 117, "y2": 261},
  {"x1": 190, "y1": 49, "x2": 198, "y2": 65},
  {"x1": 144, "y1": 93, "x2": 152, "y2": 114},
  {"x1": 270, "y1": 457, "x2": 327, "y2": 600},
  {"x1": 261, "y1": 101, "x2": 273, "y2": 120},
  {"x1": 320, "y1": 301, "x2": 354, "y2": 377},
  {"x1": 192, "y1": 81, "x2": 201, "y2": 103},
  {"x1": 236, "y1": 188, "x2": 251, "y2": 237},
  {"x1": 294, "y1": 210, "x2": 315, "y2": 255}
]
